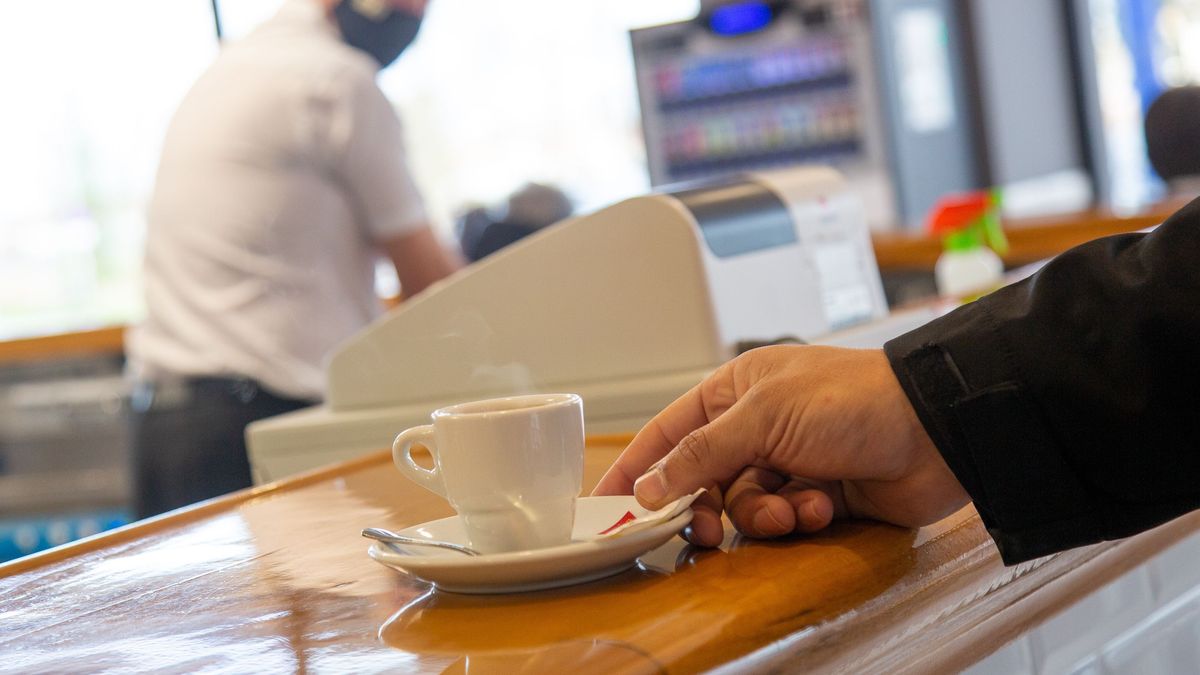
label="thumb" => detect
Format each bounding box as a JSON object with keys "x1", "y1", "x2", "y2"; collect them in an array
[{"x1": 633, "y1": 408, "x2": 756, "y2": 508}]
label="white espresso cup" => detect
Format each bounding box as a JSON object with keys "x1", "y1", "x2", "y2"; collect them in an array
[{"x1": 392, "y1": 393, "x2": 585, "y2": 554}]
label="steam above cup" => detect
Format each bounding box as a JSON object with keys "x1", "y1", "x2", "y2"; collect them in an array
[{"x1": 392, "y1": 393, "x2": 585, "y2": 554}]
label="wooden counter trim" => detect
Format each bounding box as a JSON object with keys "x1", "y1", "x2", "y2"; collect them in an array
[
  {"x1": 724, "y1": 509, "x2": 1200, "y2": 673},
  {"x1": 0, "y1": 433, "x2": 636, "y2": 578},
  {"x1": 915, "y1": 511, "x2": 1200, "y2": 673},
  {"x1": 0, "y1": 325, "x2": 126, "y2": 366},
  {"x1": 870, "y1": 207, "x2": 1174, "y2": 271},
  {"x1": 0, "y1": 449, "x2": 390, "y2": 577},
  {"x1": 581, "y1": 433, "x2": 636, "y2": 448},
  {"x1": 0, "y1": 297, "x2": 403, "y2": 367}
]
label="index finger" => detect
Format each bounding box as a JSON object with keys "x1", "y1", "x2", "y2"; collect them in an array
[{"x1": 591, "y1": 379, "x2": 725, "y2": 496}]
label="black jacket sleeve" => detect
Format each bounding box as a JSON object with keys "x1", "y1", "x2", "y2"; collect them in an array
[{"x1": 884, "y1": 197, "x2": 1200, "y2": 565}]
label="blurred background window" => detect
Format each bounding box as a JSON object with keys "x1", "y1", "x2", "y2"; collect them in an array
[
  {"x1": 0, "y1": 1, "x2": 217, "y2": 340},
  {"x1": 10, "y1": 0, "x2": 1200, "y2": 340},
  {"x1": 378, "y1": 0, "x2": 702, "y2": 232},
  {"x1": 0, "y1": 0, "x2": 699, "y2": 339},
  {"x1": 1078, "y1": 0, "x2": 1200, "y2": 212},
  {"x1": 219, "y1": 0, "x2": 701, "y2": 222}
]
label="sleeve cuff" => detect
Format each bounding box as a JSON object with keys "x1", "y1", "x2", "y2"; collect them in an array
[{"x1": 884, "y1": 297, "x2": 1105, "y2": 564}]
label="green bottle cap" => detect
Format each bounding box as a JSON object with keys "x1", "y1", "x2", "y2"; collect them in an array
[{"x1": 943, "y1": 228, "x2": 983, "y2": 252}]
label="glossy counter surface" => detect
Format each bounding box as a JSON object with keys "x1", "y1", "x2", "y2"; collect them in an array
[{"x1": 3, "y1": 438, "x2": 1198, "y2": 674}]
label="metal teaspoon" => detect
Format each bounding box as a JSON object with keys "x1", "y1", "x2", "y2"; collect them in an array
[{"x1": 361, "y1": 527, "x2": 482, "y2": 556}]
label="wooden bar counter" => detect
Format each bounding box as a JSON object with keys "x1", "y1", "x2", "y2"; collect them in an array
[{"x1": 3, "y1": 436, "x2": 1198, "y2": 673}]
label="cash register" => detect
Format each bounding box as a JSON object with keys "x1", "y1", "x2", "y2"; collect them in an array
[{"x1": 246, "y1": 166, "x2": 937, "y2": 482}]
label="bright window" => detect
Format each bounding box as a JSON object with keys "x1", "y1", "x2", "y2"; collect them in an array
[
  {"x1": 0, "y1": 1, "x2": 217, "y2": 339},
  {"x1": 222, "y1": 0, "x2": 701, "y2": 228},
  {"x1": 379, "y1": 0, "x2": 700, "y2": 228},
  {"x1": 0, "y1": 0, "x2": 698, "y2": 338}
]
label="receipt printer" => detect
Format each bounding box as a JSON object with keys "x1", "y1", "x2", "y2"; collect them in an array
[{"x1": 247, "y1": 166, "x2": 891, "y2": 482}]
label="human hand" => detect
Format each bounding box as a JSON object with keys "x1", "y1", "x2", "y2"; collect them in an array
[{"x1": 591, "y1": 346, "x2": 969, "y2": 546}]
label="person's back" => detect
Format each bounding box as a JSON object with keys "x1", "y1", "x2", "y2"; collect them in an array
[
  {"x1": 127, "y1": 0, "x2": 455, "y2": 518},
  {"x1": 130, "y1": 1, "x2": 416, "y2": 399}
]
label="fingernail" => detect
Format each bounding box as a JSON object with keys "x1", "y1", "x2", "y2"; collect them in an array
[
  {"x1": 753, "y1": 508, "x2": 784, "y2": 534},
  {"x1": 807, "y1": 500, "x2": 828, "y2": 524},
  {"x1": 634, "y1": 468, "x2": 668, "y2": 505}
]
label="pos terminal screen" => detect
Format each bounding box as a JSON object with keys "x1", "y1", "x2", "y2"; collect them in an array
[{"x1": 631, "y1": 1, "x2": 868, "y2": 186}]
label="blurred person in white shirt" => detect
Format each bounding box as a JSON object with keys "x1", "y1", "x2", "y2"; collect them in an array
[{"x1": 126, "y1": 0, "x2": 460, "y2": 518}]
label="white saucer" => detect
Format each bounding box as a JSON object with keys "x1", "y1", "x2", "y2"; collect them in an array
[{"x1": 368, "y1": 496, "x2": 693, "y2": 594}]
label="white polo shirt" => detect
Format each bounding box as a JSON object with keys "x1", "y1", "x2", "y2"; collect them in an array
[{"x1": 127, "y1": 0, "x2": 427, "y2": 400}]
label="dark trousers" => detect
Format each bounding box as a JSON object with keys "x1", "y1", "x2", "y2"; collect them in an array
[{"x1": 129, "y1": 377, "x2": 316, "y2": 519}]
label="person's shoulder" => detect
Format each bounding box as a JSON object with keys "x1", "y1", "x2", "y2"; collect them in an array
[
  {"x1": 218, "y1": 29, "x2": 379, "y2": 99},
  {"x1": 225, "y1": 2, "x2": 377, "y2": 83},
  {"x1": 300, "y1": 45, "x2": 383, "y2": 108},
  {"x1": 314, "y1": 43, "x2": 379, "y2": 86}
]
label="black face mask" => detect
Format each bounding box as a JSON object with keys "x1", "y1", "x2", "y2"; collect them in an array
[{"x1": 333, "y1": 0, "x2": 424, "y2": 69}]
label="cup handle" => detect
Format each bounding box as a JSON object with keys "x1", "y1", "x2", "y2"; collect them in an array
[{"x1": 392, "y1": 425, "x2": 446, "y2": 497}]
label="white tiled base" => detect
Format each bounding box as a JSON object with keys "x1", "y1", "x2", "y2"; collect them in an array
[{"x1": 966, "y1": 530, "x2": 1200, "y2": 675}]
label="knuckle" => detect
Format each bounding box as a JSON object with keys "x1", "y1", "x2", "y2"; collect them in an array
[
  {"x1": 673, "y1": 429, "x2": 710, "y2": 467},
  {"x1": 698, "y1": 370, "x2": 737, "y2": 416}
]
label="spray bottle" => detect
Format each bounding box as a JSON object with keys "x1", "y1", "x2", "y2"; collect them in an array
[{"x1": 927, "y1": 189, "x2": 1008, "y2": 300}]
